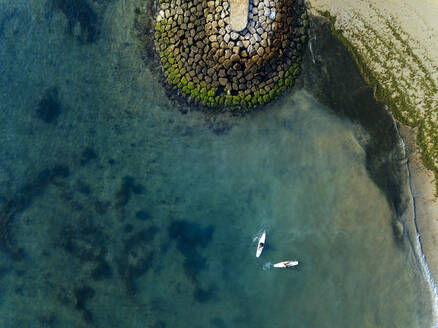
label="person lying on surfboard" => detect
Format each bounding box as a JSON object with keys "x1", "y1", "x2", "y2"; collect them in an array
[{"x1": 256, "y1": 231, "x2": 266, "y2": 257}]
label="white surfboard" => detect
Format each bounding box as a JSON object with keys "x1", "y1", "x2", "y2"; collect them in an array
[
  {"x1": 256, "y1": 231, "x2": 266, "y2": 258},
  {"x1": 273, "y1": 261, "x2": 299, "y2": 268}
]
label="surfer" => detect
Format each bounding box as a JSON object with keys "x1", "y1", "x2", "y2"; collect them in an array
[
  {"x1": 256, "y1": 231, "x2": 266, "y2": 258},
  {"x1": 273, "y1": 260, "x2": 299, "y2": 268}
]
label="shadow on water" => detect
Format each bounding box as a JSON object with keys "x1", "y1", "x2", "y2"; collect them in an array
[
  {"x1": 49, "y1": 0, "x2": 109, "y2": 44},
  {"x1": 301, "y1": 17, "x2": 405, "y2": 243}
]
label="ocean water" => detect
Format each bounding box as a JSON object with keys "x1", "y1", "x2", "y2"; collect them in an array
[{"x1": 0, "y1": 0, "x2": 433, "y2": 327}]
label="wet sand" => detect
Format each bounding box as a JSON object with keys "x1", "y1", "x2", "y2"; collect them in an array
[{"x1": 399, "y1": 125, "x2": 438, "y2": 284}]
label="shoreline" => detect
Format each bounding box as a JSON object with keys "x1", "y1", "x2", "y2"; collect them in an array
[
  {"x1": 305, "y1": 0, "x2": 438, "y2": 317},
  {"x1": 305, "y1": 0, "x2": 438, "y2": 194},
  {"x1": 392, "y1": 117, "x2": 438, "y2": 324},
  {"x1": 399, "y1": 124, "x2": 438, "y2": 286}
]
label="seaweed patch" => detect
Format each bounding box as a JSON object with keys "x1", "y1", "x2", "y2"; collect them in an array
[
  {"x1": 152, "y1": 321, "x2": 167, "y2": 328},
  {"x1": 36, "y1": 87, "x2": 61, "y2": 124},
  {"x1": 94, "y1": 200, "x2": 110, "y2": 215},
  {"x1": 58, "y1": 214, "x2": 113, "y2": 281},
  {"x1": 74, "y1": 285, "x2": 95, "y2": 323},
  {"x1": 193, "y1": 284, "x2": 217, "y2": 303},
  {"x1": 51, "y1": 0, "x2": 99, "y2": 43},
  {"x1": 124, "y1": 224, "x2": 134, "y2": 233},
  {"x1": 0, "y1": 6, "x2": 20, "y2": 38},
  {"x1": 0, "y1": 165, "x2": 69, "y2": 258},
  {"x1": 76, "y1": 180, "x2": 91, "y2": 195},
  {"x1": 80, "y1": 147, "x2": 98, "y2": 166},
  {"x1": 38, "y1": 313, "x2": 58, "y2": 327},
  {"x1": 135, "y1": 210, "x2": 151, "y2": 221},
  {"x1": 168, "y1": 220, "x2": 214, "y2": 281},
  {"x1": 117, "y1": 226, "x2": 159, "y2": 294},
  {"x1": 211, "y1": 317, "x2": 227, "y2": 328},
  {"x1": 115, "y1": 176, "x2": 145, "y2": 211},
  {"x1": 91, "y1": 257, "x2": 112, "y2": 281},
  {"x1": 60, "y1": 216, "x2": 107, "y2": 263}
]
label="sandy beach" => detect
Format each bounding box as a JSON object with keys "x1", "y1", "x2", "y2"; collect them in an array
[
  {"x1": 306, "y1": 0, "x2": 438, "y2": 182},
  {"x1": 307, "y1": 0, "x2": 438, "y2": 313}
]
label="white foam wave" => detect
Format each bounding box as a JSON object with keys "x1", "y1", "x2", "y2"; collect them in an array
[{"x1": 386, "y1": 106, "x2": 438, "y2": 326}]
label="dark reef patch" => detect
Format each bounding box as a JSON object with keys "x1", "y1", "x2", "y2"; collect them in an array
[
  {"x1": 58, "y1": 213, "x2": 113, "y2": 282},
  {"x1": 76, "y1": 179, "x2": 91, "y2": 195},
  {"x1": 211, "y1": 317, "x2": 227, "y2": 328},
  {"x1": 0, "y1": 266, "x2": 11, "y2": 280},
  {"x1": 94, "y1": 200, "x2": 110, "y2": 215},
  {"x1": 193, "y1": 284, "x2": 217, "y2": 303},
  {"x1": 115, "y1": 176, "x2": 145, "y2": 210},
  {"x1": 117, "y1": 226, "x2": 159, "y2": 294},
  {"x1": 74, "y1": 285, "x2": 95, "y2": 323},
  {"x1": 0, "y1": 165, "x2": 69, "y2": 258},
  {"x1": 36, "y1": 87, "x2": 61, "y2": 123},
  {"x1": 209, "y1": 119, "x2": 232, "y2": 136},
  {"x1": 91, "y1": 257, "x2": 112, "y2": 281},
  {"x1": 60, "y1": 216, "x2": 107, "y2": 263},
  {"x1": 51, "y1": 0, "x2": 98, "y2": 43},
  {"x1": 124, "y1": 223, "x2": 134, "y2": 233},
  {"x1": 38, "y1": 313, "x2": 58, "y2": 327},
  {"x1": 80, "y1": 147, "x2": 98, "y2": 166},
  {"x1": 168, "y1": 220, "x2": 214, "y2": 281},
  {"x1": 135, "y1": 210, "x2": 151, "y2": 221},
  {"x1": 0, "y1": 6, "x2": 20, "y2": 38},
  {"x1": 152, "y1": 321, "x2": 167, "y2": 328}
]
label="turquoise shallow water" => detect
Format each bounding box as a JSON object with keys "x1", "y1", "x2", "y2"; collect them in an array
[{"x1": 0, "y1": 0, "x2": 433, "y2": 327}]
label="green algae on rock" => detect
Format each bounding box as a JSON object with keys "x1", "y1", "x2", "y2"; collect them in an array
[{"x1": 149, "y1": 0, "x2": 309, "y2": 111}]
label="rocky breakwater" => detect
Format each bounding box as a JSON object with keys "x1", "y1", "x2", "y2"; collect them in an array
[{"x1": 152, "y1": 0, "x2": 309, "y2": 110}]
